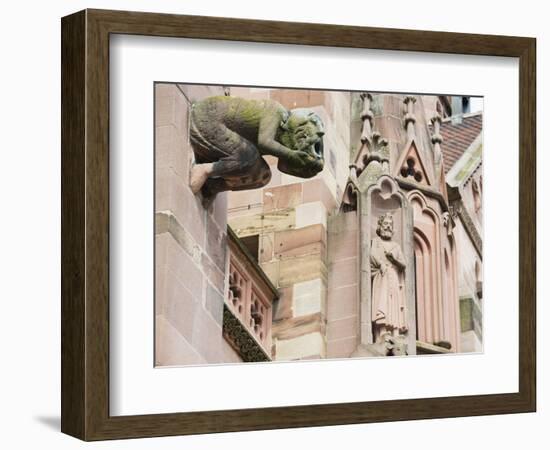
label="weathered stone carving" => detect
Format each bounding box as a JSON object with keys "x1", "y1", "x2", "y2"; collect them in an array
[
  {"x1": 357, "y1": 132, "x2": 390, "y2": 186},
  {"x1": 188, "y1": 96, "x2": 325, "y2": 202},
  {"x1": 351, "y1": 175, "x2": 415, "y2": 358},
  {"x1": 222, "y1": 305, "x2": 270, "y2": 362},
  {"x1": 370, "y1": 213, "x2": 408, "y2": 341}
]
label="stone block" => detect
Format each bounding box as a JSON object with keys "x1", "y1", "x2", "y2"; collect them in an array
[
  {"x1": 228, "y1": 208, "x2": 295, "y2": 237},
  {"x1": 162, "y1": 269, "x2": 199, "y2": 343},
  {"x1": 205, "y1": 216, "x2": 227, "y2": 272},
  {"x1": 201, "y1": 252, "x2": 226, "y2": 295},
  {"x1": 259, "y1": 233, "x2": 275, "y2": 263},
  {"x1": 263, "y1": 183, "x2": 303, "y2": 212},
  {"x1": 327, "y1": 316, "x2": 358, "y2": 341},
  {"x1": 275, "y1": 332, "x2": 325, "y2": 360},
  {"x1": 279, "y1": 254, "x2": 327, "y2": 287},
  {"x1": 191, "y1": 307, "x2": 224, "y2": 363},
  {"x1": 205, "y1": 282, "x2": 224, "y2": 326},
  {"x1": 211, "y1": 192, "x2": 228, "y2": 230},
  {"x1": 278, "y1": 241, "x2": 326, "y2": 261},
  {"x1": 259, "y1": 260, "x2": 280, "y2": 287},
  {"x1": 302, "y1": 178, "x2": 338, "y2": 211},
  {"x1": 155, "y1": 211, "x2": 201, "y2": 262},
  {"x1": 155, "y1": 265, "x2": 166, "y2": 316},
  {"x1": 274, "y1": 224, "x2": 326, "y2": 258},
  {"x1": 155, "y1": 166, "x2": 206, "y2": 247},
  {"x1": 327, "y1": 284, "x2": 358, "y2": 321},
  {"x1": 155, "y1": 83, "x2": 179, "y2": 98},
  {"x1": 328, "y1": 228, "x2": 358, "y2": 263},
  {"x1": 176, "y1": 84, "x2": 225, "y2": 103},
  {"x1": 228, "y1": 188, "x2": 263, "y2": 211},
  {"x1": 460, "y1": 330, "x2": 482, "y2": 353},
  {"x1": 155, "y1": 315, "x2": 205, "y2": 366},
  {"x1": 270, "y1": 89, "x2": 326, "y2": 110},
  {"x1": 295, "y1": 202, "x2": 327, "y2": 229},
  {"x1": 273, "y1": 313, "x2": 323, "y2": 341},
  {"x1": 164, "y1": 233, "x2": 203, "y2": 300},
  {"x1": 156, "y1": 124, "x2": 188, "y2": 181},
  {"x1": 155, "y1": 232, "x2": 169, "y2": 268},
  {"x1": 229, "y1": 86, "x2": 271, "y2": 100},
  {"x1": 155, "y1": 83, "x2": 190, "y2": 129},
  {"x1": 155, "y1": 85, "x2": 178, "y2": 127},
  {"x1": 292, "y1": 278, "x2": 324, "y2": 316},
  {"x1": 273, "y1": 286, "x2": 293, "y2": 321},
  {"x1": 326, "y1": 336, "x2": 358, "y2": 359},
  {"x1": 328, "y1": 257, "x2": 357, "y2": 289}
]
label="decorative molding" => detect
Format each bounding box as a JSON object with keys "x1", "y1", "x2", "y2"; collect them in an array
[
  {"x1": 450, "y1": 201, "x2": 482, "y2": 258},
  {"x1": 403, "y1": 95, "x2": 417, "y2": 140},
  {"x1": 341, "y1": 180, "x2": 359, "y2": 212},
  {"x1": 395, "y1": 140, "x2": 432, "y2": 186},
  {"x1": 416, "y1": 340, "x2": 452, "y2": 354},
  {"x1": 396, "y1": 178, "x2": 449, "y2": 212},
  {"x1": 223, "y1": 305, "x2": 271, "y2": 362},
  {"x1": 430, "y1": 113, "x2": 444, "y2": 185},
  {"x1": 446, "y1": 133, "x2": 483, "y2": 188},
  {"x1": 359, "y1": 92, "x2": 374, "y2": 144},
  {"x1": 356, "y1": 132, "x2": 390, "y2": 187}
]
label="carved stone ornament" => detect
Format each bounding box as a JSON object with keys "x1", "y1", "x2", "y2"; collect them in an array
[
  {"x1": 450, "y1": 201, "x2": 482, "y2": 257},
  {"x1": 370, "y1": 213, "x2": 408, "y2": 340},
  {"x1": 188, "y1": 96, "x2": 325, "y2": 202},
  {"x1": 357, "y1": 132, "x2": 390, "y2": 187},
  {"x1": 352, "y1": 175, "x2": 416, "y2": 358},
  {"x1": 222, "y1": 305, "x2": 270, "y2": 362}
]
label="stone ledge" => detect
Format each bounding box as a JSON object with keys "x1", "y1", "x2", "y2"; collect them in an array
[{"x1": 416, "y1": 341, "x2": 452, "y2": 354}]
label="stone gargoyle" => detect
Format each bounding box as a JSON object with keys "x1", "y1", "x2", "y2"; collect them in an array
[{"x1": 189, "y1": 96, "x2": 325, "y2": 203}]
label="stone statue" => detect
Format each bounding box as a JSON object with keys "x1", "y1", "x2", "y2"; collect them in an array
[
  {"x1": 370, "y1": 213, "x2": 408, "y2": 340},
  {"x1": 188, "y1": 96, "x2": 325, "y2": 202}
]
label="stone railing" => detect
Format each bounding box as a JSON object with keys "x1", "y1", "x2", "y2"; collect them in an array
[{"x1": 223, "y1": 227, "x2": 278, "y2": 362}]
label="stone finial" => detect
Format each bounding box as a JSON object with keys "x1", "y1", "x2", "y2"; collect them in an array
[
  {"x1": 430, "y1": 114, "x2": 443, "y2": 145},
  {"x1": 357, "y1": 131, "x2": 390, "y2": 185},
  {"x1": 360, "y1": 92, "x2": 374, "y2": 143},
  {"x1": 349, "y1": 163, "x2": 358, "y2": 182},
  {"x1": 430, "y1": 114, "x2": 443, "y2": 181},
  {"x1": 367, "y1": 132, "x2": 389, "y2": 164},
  {"x1": 403, "y1": 96, "x2": 417, "y2": 140}
]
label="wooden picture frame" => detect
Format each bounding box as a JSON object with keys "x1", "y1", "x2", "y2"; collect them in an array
[{"x1": 61, "y1": 9, "x2": 536, "y2": 441}]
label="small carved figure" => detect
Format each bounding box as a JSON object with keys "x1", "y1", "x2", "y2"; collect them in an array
[
  {"x1": 188, "y1": 96, "x2": 325, "y2": 203},
  {"x1": 368, "y1": 332, "x2": 408, "y2": 357},
  {"x1": 370, "y1": 213, "x2": 408, "y2": 340}
]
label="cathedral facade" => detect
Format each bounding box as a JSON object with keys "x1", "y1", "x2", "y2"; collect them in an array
[{"x1": 154, "y1": 84, "x2": 483, "y2": 365}]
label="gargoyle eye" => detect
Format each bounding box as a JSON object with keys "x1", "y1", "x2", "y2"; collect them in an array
[{"x1": 317, "y1": 131, "x2": 325, "y2": 137}]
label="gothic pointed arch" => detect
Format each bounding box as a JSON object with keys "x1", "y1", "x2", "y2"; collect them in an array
[{"x1": 408, "y1": 190, "x2": 447, "y2": 346}]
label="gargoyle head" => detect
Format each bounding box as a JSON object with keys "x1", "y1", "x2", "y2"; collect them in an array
[{"x1": 277, "y1": 109, "x2": 325, "y2": 178}]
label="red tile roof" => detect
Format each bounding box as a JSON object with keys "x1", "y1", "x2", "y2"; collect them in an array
[{"x1": 439, "y1": 113, "x2": 483, "y2": 173}]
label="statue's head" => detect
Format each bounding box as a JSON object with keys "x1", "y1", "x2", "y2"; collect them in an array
[
  {"x1": 277, "y1": 109, "x2": 325, "y2": 178},
  {"x1": 376, "y1": 213, "x2": 394, "y2": 240}
]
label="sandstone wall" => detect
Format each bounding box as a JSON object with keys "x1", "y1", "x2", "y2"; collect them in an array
[
  {"x1": 154, "y1": 83, "x2": 240, "y2": 366},
  {"x1": 227, "y1": 88, "x2": 351, "y2": 361}
]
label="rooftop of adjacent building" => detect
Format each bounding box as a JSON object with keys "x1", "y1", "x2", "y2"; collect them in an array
[{"x1": 438, "y1": 111, "x2": 483, "y2": 174}]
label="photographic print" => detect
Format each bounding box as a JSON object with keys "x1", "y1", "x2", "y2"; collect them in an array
[{"x1": 154, "y1": 83, "x2": 483, "y2": 366}]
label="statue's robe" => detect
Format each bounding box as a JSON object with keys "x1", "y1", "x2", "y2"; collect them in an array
[{"x1": 370, "y1": 236, "x2": 407, "y2": 331}]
